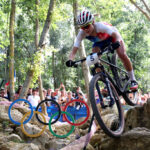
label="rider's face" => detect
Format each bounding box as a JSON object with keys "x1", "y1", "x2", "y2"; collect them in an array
[{"x1": 81, "y1": 23, "x2": 94, "y2": 35}]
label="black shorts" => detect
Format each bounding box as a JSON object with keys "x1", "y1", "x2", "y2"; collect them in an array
[{"x1": 92, "y1": 37, "x2": 113, "y2": 51}]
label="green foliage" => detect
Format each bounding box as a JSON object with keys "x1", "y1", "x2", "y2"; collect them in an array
[{"x1": 0, "y1": 0, "x2": 149, "y2": 93}]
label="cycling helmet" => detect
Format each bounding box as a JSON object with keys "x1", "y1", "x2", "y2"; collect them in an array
[{"x1": 77, "y1": 10, "x2": 94, "y2": 27}]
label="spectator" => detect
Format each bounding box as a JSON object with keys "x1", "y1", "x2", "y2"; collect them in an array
[
  {"x1": 35, "y1": 87, "x2": 39, "y2": 95},
  {"x1": 54, "y1": 88, "x2": 61, "y2": 100},
  {"x1": 0, "y1": 89, "x2": 9, "y2": 100},
  {"x1": 27, "y1": 89, "x2": 40, "y2": 107},
  {"x1": 14, "y1": 85, "x2": 22, "y2": 100},
  {"x1": 75, "y1": 86, "x2": 82, "y2": 99},
  {"x1": 66, "y1": 91, "x2": 75, "y2": 106},
  {"x1": 76, "y1": 91, "x2": 86, "y2": 110},
  {"x1": 49, "y1": 91, "x2": 57, "y2": 107},
  {"x1": 72, "y1": 92, "x2": 76, "y2": 98},
  {"x1": 58, "y1": 90, "x2": 67, "y2": 107},
  {"x1": 27, "y1": 88, "x2": 32, "y2": 99},
  {"x1": 46, "y1": 88, "x2": 53, "y2": 100}
]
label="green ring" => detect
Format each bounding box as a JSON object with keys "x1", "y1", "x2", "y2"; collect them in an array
[{"x1": 49, "y1": 111, "x2": 75, "y2": 138}]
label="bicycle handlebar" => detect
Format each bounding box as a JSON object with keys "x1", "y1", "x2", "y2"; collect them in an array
[{"x1": 73, "y1": 41, "x2": 120, "y2": 67}]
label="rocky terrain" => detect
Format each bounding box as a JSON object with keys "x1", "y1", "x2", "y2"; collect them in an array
[{"x1": 0, "y1": 97, "x2": 150, "y2": 150}]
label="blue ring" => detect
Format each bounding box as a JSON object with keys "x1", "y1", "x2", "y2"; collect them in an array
[{"x1": 8, "y1": 99, "x2": 33, "y2": 125}]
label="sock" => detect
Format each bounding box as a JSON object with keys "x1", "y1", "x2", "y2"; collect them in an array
[{"x1": 128, "y1": 70, "x2": 136, "y2": 81}]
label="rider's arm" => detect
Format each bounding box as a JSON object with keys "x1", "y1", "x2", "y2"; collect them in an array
[
  {"x1": 69, "y1": 47, "x2": 78, "y2": 60},
  {"x1": 69, "y1": 30, "x2": 86, "y2": 60}
]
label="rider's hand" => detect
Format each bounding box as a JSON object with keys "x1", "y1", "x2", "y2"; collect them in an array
[{"x1": 66, "y1": 60, "x2": 75, "y2": 67}]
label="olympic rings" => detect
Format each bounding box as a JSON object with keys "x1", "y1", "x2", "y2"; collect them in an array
[
  {"x1": 63, "y1": 99, "x2": 90, "y2": 126},
  {"x1": 49, "y1": 111, "x2": 75, "y2": 138},
  {"x1": 8, "y1": 99, "x2": 33, "y2": 125},
  {"x1": 35, "y1": 99, "x2": 61, "y2": 125},
  {"x1": 21, "y1": 111, "x2": 47, "y2": 138},
  {"x1": 8, "y1": 98, "x2": 90, "y2": 138}
]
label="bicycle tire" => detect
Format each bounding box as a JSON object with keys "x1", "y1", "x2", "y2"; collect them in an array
[
  {"x1": 89, "y1": 73, "x2": 124, "y2": 137},
  {"x1": 35, "y1": 99, "x2": 61, "y2": 125},
  {"x1": 111, "y1": 53, "x2": 138, "y2": 106}
]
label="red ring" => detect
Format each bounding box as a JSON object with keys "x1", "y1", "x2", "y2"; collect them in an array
[{"x1": 63, "y1": 99, "x2": 90, "y2": 126}]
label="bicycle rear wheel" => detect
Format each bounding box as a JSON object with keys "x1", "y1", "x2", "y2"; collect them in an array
[
  {"x1": 111, "y1": 53, "x2": 138, "y2": 106},
  {"x1": 89, "y1": 73, "x2": 124, "y2": 138}
]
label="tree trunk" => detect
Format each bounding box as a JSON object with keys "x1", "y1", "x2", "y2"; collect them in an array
[
  {"x1": 35, "y1": 0, "x2": 39, "y2": 49},
  {"x1": 19, "y1": 70, "x2": 34, "y2": 99},
  {"x1": 38, "y1": 76, "x2": 47, "y2": 115},
  {"x1": 19, "y1": 0, "x2": 56, "y2": 99},
  {"x1": 9, "y1": 0, "x2": 16, "y2": 101},
  {"x1": 38, "y1": 0, "x2": 56, "y2": 48},
  {"x1": 52, "y1": 51, "x2": 56, "y2": 89},
  {"x1": 35, "y1": 0, "x2": 47, "y2": 115},
  {"x1": 130, "y1": 0, "x2": 150, "y2": 21},
  {"x1": 72, "y1": 0, "x2": 91, "y2": 106}
]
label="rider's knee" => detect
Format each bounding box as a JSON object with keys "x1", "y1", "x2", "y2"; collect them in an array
[{"x1": 118, "y1": 52, "x2": 128, "y2": 61}]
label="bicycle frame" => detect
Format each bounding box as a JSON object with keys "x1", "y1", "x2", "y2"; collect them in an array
[{"x1": 98, "y1": 54, "x2": 130, "y2": 95}]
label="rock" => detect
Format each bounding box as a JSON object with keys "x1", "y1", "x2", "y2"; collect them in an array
[
  {"x1": 0, "y1": 141, "x2": 39, "y2": 150},
  {"x1": 86, "y1": 143, "x2": 95, "y2": 150},
  {"x1": 4, "y1": 127, "x2": 13, "y2": 133},
  {"x1": 52, "y1": 123, "x2": 73, "y2": 136},
  {"x1": 0, "y1": 105, "x2": 10, "y2": 122},
  {"x1": 0, "y1": 132, "x2": 8, "y2": 144},
  {"x1": 7, "y1": 134, "x2": 22, "y2": 142},
  {"x1": 99, "y1": 127, "x2": 150, "y2": 150},
  {"x1": 125, "y1": 99, "x2": 150, "y2": 131},
  {"x1": 89, "y1": 133, "x2": 102, "y2": 147},
  {"x1": 76, "y1": 118, "x2": 91, "y2": 130}
]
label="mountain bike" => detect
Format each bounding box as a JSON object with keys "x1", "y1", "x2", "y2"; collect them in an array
[{"x1": 70, "y1": 42, "x2": 138, "y2": 137}]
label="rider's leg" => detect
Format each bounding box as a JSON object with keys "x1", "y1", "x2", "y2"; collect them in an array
[{"x1": 116, "y1": 40, "x2": 138, "y2": 90}]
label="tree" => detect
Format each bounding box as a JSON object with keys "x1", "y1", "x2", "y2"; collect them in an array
[
  {"x1": 35, "y1": 0, "x2": 47, "y2": 115},
  {"x1": 130, "y1": 0, "x2": 150, "y2": 21},
  {"x1": 9, "y1": 0, "x2": 16, "y2": 101},
  {"x1": 19, "y1": 0, "x2": 56, "y2": 99}
]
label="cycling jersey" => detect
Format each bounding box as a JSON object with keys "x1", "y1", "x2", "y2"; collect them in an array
[{"x1": 74, "y1": 22, "x2": 122, "y2": 48}]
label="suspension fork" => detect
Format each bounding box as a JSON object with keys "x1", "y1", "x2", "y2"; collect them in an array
[
  {"x1": 95, "y1": 82, "x2": 105, "y2": 107},
  {"x1": 91, "y1": 65, "x2": 105, "y2": 107},
  {"x1": 100, "y1": 67, "x2": 114, "y2": 103}
]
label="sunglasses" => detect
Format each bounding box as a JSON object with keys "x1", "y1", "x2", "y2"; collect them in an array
[{"x1": 81, "y1": 24, "x2": 91, "y2": 30}]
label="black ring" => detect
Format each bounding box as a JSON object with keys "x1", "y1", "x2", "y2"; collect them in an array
[{"x1": 35, "y1": 99, "x2": 61, "y2": 125}]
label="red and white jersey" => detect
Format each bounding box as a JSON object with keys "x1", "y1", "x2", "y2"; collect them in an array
[{"x1": 74, "y1": 22, "x2": 122, "y2": 48}]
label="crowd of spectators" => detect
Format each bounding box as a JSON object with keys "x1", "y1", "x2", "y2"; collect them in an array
[
  {"x1": 0, "y1": 83, "x2": 87, "y2": 110},
  {"x1": 0, "y1": 82, "x2": 150, "y2": 108}
]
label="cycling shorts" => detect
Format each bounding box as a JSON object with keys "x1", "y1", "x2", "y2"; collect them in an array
[{"x1": 92, "y1": 37, "x2": 113, "y2": 50}]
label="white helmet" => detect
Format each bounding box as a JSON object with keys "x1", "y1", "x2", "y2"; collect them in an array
[{"x1": 77, "y1": 10, "x2": 94, "y2": 27}]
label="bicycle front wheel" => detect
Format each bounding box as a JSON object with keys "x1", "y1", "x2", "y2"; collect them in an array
[{"x1": 89, "y1": 73, "x2": 124, "y2": 138}]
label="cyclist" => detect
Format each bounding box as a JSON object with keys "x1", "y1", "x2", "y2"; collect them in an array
[{"x1": 66, "y1": 10, "x2": 138, "y2": 91}]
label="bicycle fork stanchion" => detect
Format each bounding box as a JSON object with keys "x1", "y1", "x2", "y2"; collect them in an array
[
  {"x1": 105, "y1": 77, "x2": 115, "y2": 106},
  {"x1": 83, "y1": 114, "x2": 95, "y2": 150}
]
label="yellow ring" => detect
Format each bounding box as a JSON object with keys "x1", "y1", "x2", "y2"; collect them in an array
[{"x1": 21, "y1": 111, "x2": 46, "y2": 138}]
